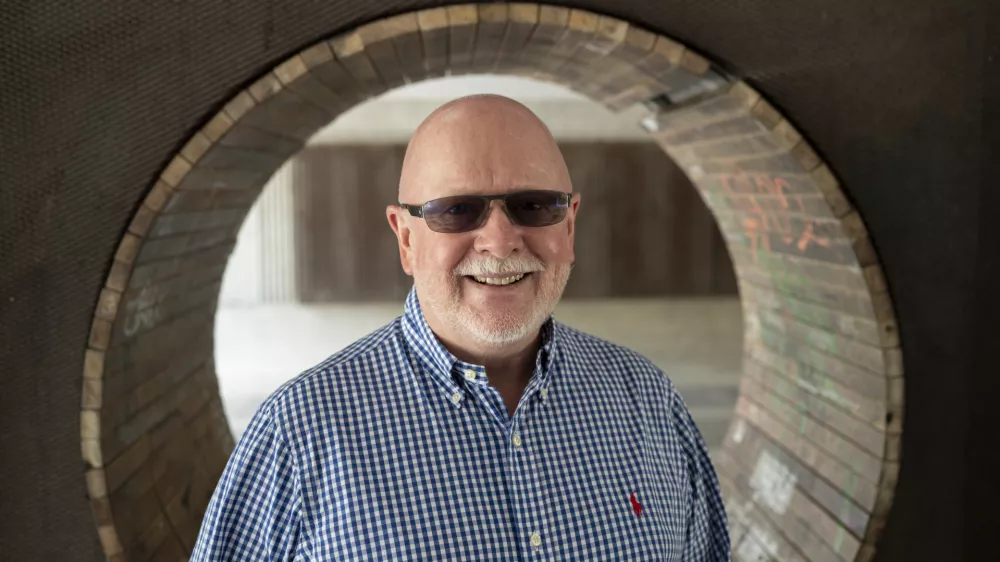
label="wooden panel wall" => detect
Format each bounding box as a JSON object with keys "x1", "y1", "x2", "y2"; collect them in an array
[{"x1": 294, "y1": 142, "x2": 737, "y2": 302}]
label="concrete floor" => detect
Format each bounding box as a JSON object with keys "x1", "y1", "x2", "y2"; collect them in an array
[{"x1": 214, "y1": 298, "x2": 744, "y2": 453}]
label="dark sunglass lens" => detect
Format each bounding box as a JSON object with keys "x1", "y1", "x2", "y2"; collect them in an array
[
  {"x1": 506, "y1": 191, "x2": 568, "y2": 227},
  {"x1": 422, "y1": 196, "x2": 488, "y2": 233}
]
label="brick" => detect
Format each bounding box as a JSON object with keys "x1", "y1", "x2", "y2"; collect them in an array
[
  {"x1": 791, "y1": 139, "x2": 823, "y2": 171},
  {"x1": 795, "y1": 166, "x2": 847, "y2": 218},
  {"x1": 743, "y1": 359, "x2": 886, "y2": 457},
  {"x1": 193, "y1": 143, "x2": 289, "y2": 173},
  {"x1": 248, "y1": 73, "x2": 285, "y2": 104},
  {"x1": 729, "y1": 81, "x2": 762, "y2": 109},
  {"x1": 750, "y1": 98, "x2": 783, "y2": 130},
  {"x1": 98, "y1": 525, "x2": 124, "y2": 555},
  {"x1": 165, "y1": 491, "x2": 200, "y2": 552},
  {"x1": 748, "y1": 344, "x2": 886, "y2": 427},
  {"x1": 357, "y1": 21, "x2": 407, "y2": 89},
  {"x1": 755, "y1": 326, "x2": 886, "y2": 400},
  {"x1": 447, "y1": 5, "x2": 478, "y2": 73},
  {"x1": 163, "y1": 187, "x2": 258, "y2": 214},
  {"x1": 90, "y1": 496, "x2": 114, "y2": 527},
  {"x1": 772, "y1": 119, "x2": 802, "y2": 150},
  {"x1": 222, "y1": 91, "x2": 256, "y2": 122},
  {"x1": 150, "y1": 534, "x2": 186, "y2": 562},
  {"x1": 755, "y1": 308, "x2": 888, "y2": 379},
  {"x1": 741, "y1": 284, "x2": 882, "y2": 347},
  {"x1": 494, "y1": 4, "x2": 538, "y2": 73},
  {"x1": 115, "y1": 233, "x2": 142, "y2": 263},
  {"x1": 641, "y1": 35, "x2": 684, "y2": 74},
  {"x1": 84, "y1": 348, "x2": 105, "y2": 379},
  {"x1": 386, "y1": 14, "x2": 424, "y2": 83},
  {"x1": 471, "y1": 3, "x2": 509, "y2": 70},
  {"x1": 283, "y1": 72, "x2": 346, "y2": 116},
  {"x1": 741, "y1": 377, "x2": 883, "y2": 483},
  {"x1": 299, "y1": 55, "x2": 369, "y2": 109},
  {"x1": 95, "y1": 288, "x2": 121, "y2": 321},
  {"x1": 233, "y1": 88, "x2": 332, "y2": 142},
  {"x1": 180, "y1": 132, "x2": 213, "y2": 164},
  {"x1": 723, "y1": 451, "x2": 860, "y2": 562},
  {"x1": 83, "y1": 378, "x2": 103, "y2": 409},
  {"x1": 299, "y1": 41, "x2": 335, "y2": 68},
  {"x1": 659, "y1": 115, "x2": 766, "y2": 146},
  {"x1": 717, "y1": 446, "x2": 848, "y2": 562},
  {"x1": 126, "y1": 244, "x2": 230, "y2": 293},
  {"x1": 82, "y1": 438, "x2": 103, "y2": 468},
  {"x1": 110, "y1": 466, "x2": 158, "y2": 546},
  {"x1": 274, "y1": 55, "x2": 309, "y2": 86},
  {"x1": 86, "y1": 469, "x2": 108, "y2": 499},
  {"x1": 81, "y1": 410, "x2": 100, "y2": 440},
  {"x1": 330, "y1": 32, "x2": 385, "y2": 95},
  {"x1": 418, "y1": 8, "x2": 450, "y2": 77},
  {"x1": 148, "y1": 208, "x2": 243, "y2": 238},
  {"x1": 160, "y1": 157, "x2": 192, "y2": 188},
  {"x1": 128, "y1": 203, "x2": 157, "y2": 237},
  {"x1": 736, "y1": 397, "x2": 878, "y2": 510},
  {"x1": 680, "y1": 49, "x2": 711, "y2": 75},
  {"x1": 128, "y1": 514, "x2": 170, "y2": 560},
  {"x1": 217, "y1": 122, "x2": 303, "y2": 153},
  {"x1": 719, "y1": 473, "x2": 808, "y2": 562},
  {"x1": 144, "y1": 180, "x2": 174, "y2": 212},
  {"x1": 105, "y1": 435, "x2": 151, "y2": 493},
  {"x1": 201, "y1": 111, "x2": 235, "y2": 142},
  {"x1": 106, "y1": 260, "x2": 131, "y2": 292},
  {"x1": 89, "y1": 317, "x2": 112, "y2": 350}
]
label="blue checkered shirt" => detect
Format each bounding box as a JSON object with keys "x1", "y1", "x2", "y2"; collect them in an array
[{"x1": 192, "y1": 288, "x2": 731, "y2": 560}]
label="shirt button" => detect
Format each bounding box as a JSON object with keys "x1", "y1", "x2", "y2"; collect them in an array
[
  {"x1": 540, "y1": 387, "x2": 549, "y2": 399},
  {"x1": 512, "y1": 433, "x2": 522, "y2": 447},
  {"x1": 451, "y1": 392, "x2": 462, "y2": 405},
  {"x1": 463, "y1": 369, "x2": 477, "y2": 381},
  {"x1": 529, "y1": 532, "x2": 542, "y2": 547}
]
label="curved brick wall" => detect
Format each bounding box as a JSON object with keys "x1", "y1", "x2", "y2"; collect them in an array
[{"x1": 80, "y1": 5, "x2": 902, "y2": 560}]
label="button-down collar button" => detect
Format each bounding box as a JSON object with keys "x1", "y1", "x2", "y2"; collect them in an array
[
  {"x1": 451, "y1": 392, "x2": 462, "y2": 405},
  {"x1": 463, "y1": 369, "x2": 477, "y2": 381}
]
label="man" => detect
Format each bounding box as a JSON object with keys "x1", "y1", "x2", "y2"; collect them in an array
[{"x1": 192, "y1": 95, "x2": 730, "y2": 560}]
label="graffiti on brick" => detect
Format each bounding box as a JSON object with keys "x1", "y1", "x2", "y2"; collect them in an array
[
  {"x1": 719, "y1": 172, "x2": 831, "y2": 262},
  {"x1": 123, "y1": 285, "x2": 161, "y2": 337}
]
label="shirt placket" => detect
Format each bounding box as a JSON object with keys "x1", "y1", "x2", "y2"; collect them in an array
[{"x1": 507, "y1": 395, "x2": 551, "y2": 560}]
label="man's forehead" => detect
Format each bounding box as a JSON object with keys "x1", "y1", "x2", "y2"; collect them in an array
[{"x1": 399, "y1": 95, "x2": 571, "y2": 200}]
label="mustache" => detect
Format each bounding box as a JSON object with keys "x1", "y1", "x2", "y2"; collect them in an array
[{"x1": 453, "y1": 254, "x2": 547, "y2": 277}]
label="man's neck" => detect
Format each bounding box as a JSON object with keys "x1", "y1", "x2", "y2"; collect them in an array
[{"x1": 426, "y1": 313, "x2": 543, "y2": 415}]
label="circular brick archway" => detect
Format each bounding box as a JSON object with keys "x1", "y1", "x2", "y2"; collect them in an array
[{"x1": 81, "y1": 5, "x2": 902, "y2": 561}]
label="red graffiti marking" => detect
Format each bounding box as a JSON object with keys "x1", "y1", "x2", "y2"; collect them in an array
[{"x1": 719, "y1": 173, "x2": 830, "y2": 262}]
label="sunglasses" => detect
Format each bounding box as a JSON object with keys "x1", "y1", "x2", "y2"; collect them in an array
[{"x1": 399, "y1": 190, "x2": 573, "y2": 233}]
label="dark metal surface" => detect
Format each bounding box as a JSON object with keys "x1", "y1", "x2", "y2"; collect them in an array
[{"x1": 0, "y1": 0, "x2": 995, "y2": 560}]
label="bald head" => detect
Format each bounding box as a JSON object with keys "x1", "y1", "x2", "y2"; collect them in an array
[{"x1": 398, "y1": 95, "x2": 572, "y2": 204}]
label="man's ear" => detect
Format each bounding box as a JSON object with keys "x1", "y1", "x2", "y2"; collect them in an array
[
  {"x1": 386, "y1": 205, "x2": 415, "y2": 276},
  {"x1": 565, "y1": 192, "x2": 581, "y2": 239}
]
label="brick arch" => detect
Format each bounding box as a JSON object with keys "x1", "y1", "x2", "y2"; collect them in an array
[{"x1": 81, "y1": 5, "x2": 902, "y2": 560}]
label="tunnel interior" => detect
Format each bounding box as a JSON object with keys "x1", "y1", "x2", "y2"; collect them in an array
[
  {"x1": 77, "y1": 6, "x2": 900, "y2": 561},
  {"x1": 4, "y1": 1, "x2": 995, "y2": 561}
]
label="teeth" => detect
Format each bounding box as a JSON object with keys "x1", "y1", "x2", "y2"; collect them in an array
[{"x1": 473, "y1": 273, "x2": 526, "y2": 286}]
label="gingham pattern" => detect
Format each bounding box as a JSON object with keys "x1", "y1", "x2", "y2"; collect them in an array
[{"x1": 192, "y1": 288, "x2": 731, "y2": 561}]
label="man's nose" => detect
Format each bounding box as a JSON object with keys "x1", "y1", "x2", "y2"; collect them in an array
[{"x1": 473, "y1": 201, "x2": 524, "y2": 258}]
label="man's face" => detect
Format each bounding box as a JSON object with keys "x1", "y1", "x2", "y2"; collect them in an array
[{"x1": 388, "y1": 99, "x2": 579, "y2": 348}]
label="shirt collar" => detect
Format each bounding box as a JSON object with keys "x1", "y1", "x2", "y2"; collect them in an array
[{"x1": 401, "y1": 286, "x2": 558, "y2": 397}]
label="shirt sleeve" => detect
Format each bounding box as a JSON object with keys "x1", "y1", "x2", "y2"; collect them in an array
[
  {"x1": 672, "y1": 392, "x2": 732, "y2": 561},
  {"x1": 190, "y1": 404, "x2": 302, "y2": 562}
]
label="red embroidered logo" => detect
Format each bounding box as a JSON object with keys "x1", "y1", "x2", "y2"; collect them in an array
[{"x1": 630, "y1": 491, "x2": 642, "y2": 517}]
